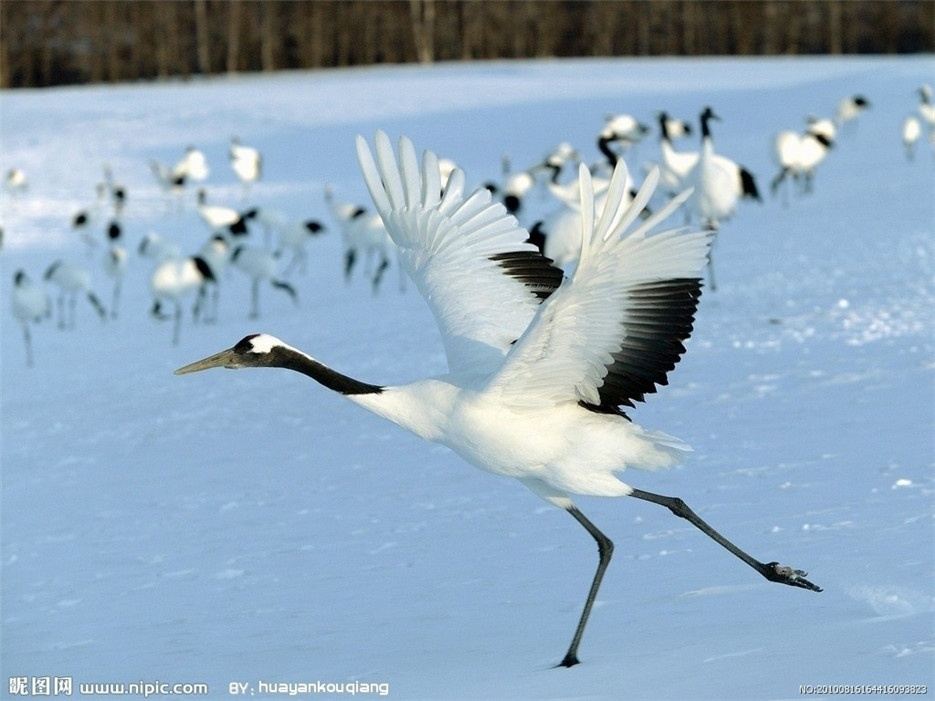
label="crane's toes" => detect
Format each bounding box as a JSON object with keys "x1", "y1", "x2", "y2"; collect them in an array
[{"x1": 765, "y1": 561, "x2": 823, "y2": 592}]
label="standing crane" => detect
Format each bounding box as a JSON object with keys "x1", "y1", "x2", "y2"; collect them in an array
[{"x1": 176, "y1": 132, "x2": 821, "y2": 667}]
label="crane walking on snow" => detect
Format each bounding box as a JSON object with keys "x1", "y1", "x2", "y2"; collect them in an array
[{"x1": 176, "y1": 132, "x2": 821, "y2": 668}]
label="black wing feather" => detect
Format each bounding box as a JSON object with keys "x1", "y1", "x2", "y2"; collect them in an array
[
  {"x1": 489, "y1": 250, "x2": 565, "y2": 301},
  {"x1": 581, "y1": 277, "x2": 703, "y2": 419}
]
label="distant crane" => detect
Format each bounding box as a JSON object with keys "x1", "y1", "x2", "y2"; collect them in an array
[
  {"x1": 176, "y1": 132, "x2": 821, "y2": 668},
  {"x1": 229, "y1": 244, "x2": 298, "y2": 319},
  {"x1": 229, "y1": 136, "x2": 262, "y2": 198},
  {"x1": 11, "y1": 269, "x2": 50, "y2": 366},
  {"x1": 150, "y1": 254, "x2": 216, "y2": 345},
  {"x1": 771, "y1": 116, "x2": 836, "y2": 200},
  {"x1": 43, "y1": 260, "x2": 106, "y2": 328},
  {"x1": 683, "y1": 106, "x2": 759, "y2": 290}
]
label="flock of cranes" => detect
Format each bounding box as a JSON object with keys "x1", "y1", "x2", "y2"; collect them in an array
[
  {"x1": 4, "y1": 77, "x2": 930, "y2": 667},
  {"x1": 7, "y1": 83, "x2": 932, "y2": 366}
]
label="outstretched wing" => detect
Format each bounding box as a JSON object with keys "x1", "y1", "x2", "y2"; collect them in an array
[
  {"x1": 486, "y1": 161, "x2": 714, "y2": 417},
  {"x1": 355, "y1": 131, "x2": 563, "y2": 376}
]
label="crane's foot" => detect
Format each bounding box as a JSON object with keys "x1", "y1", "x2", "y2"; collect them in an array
[
  {"x1": 556, "y1": 653, "x2": 580, "y2": 668},
  {"x1": 763, "y1": 561, "x2": 823, "y2": 592}
]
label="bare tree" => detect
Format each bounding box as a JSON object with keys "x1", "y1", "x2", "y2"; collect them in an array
[
  {"x1": 409, "y1": 0, "x2": 436, "y2": 63},
  {"x1": 194, "y1": 0, "x2": 210, "y2": 74},
  {"x1": 227, "y1": 0, "x2": 241, "y2": 73}
]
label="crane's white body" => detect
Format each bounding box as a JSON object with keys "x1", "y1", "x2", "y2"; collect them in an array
[
  {"x1": 656, "y1": 110, "x2": 754, "y2": 206},
  {"x1": 230, "y1": 137, "x2": 261, "y2": 193},
  {"x1": 12, "y1": 270, "x2": 50, "y2": 366},
  {"x1": 834, "y1": 94, "x2": 870, "y2": 128},
  {"x1": 771, "y1": 117, "x2": 836, "y2": 198},
  {"x1": 12, "y1": 271, "x2": 49, "y2": 322},
  {"x1": 5, "y1": 167, "x2": 28, "y2": 196},
  {"x1": 902, "y1": 115, "x2": 922, "y2": 159},
  {"x1": 775, "y1": 130, "x2": 829, "y2": 173},
  {"x1": 230, "y1": 244, "x2": 297, "y2": 318},
  {"x1": 325, "y1": 186, "x2": 400, "y2": 292},
  {"x1": 138, "y1": 231, "x2": 181, "y2": 263},
  {"x1": 349, "y1": 133, "x2": 710, "y2": 502},
  {"x1": 150, "y1": 254, "x2": 216, "y2": 344},
  {"x1": 44, "y1": 259, "x2": 106, "y2": 327},
  {"x1": 175, "y1": 146, "x2": 210, "y2": 183},
  {"x1": 151, "y1": 257, "x2": 210, "y2": 304},
  {"x1": 657, "y1": 136, "x2": 699, "y2": 193},
  {"x1": 684, "y1": 129, "x2": 738, "y2": 229},
  {"x1": 275, "y1": 219, "x2": 326, "y2": 275},
  {"x1": 351, "y1": 376, "x2": 686, "y2": 503},
  {"x1": 600, "y1": 113, "x2": 650, "y2": 148},
  {"x1": 196, "y1": 189, "x2": 254, "y2": 236}
]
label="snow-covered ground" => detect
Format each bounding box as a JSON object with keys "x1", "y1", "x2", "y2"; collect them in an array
[{"x1": 2, "y1": 56, "x2": 933, "y2": 700}]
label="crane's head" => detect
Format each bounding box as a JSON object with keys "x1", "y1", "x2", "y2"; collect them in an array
[
  {"x1": 175, "y1": 333, "x2": 286, "y2": 374},
  {"x1": 700, "y1": 106, "x2": 720, "y2": 122}
]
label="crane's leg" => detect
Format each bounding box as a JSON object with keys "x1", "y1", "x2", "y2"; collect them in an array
[
  {"x1": 172, "y1": 301, "x2": 182, "y2": 346},
  {"x1": 22, "y1": 322, "x2": 33, "y2": 367},
  {"x1": 559, "y1": 505, "x2": 614, "y2": 668},
  {"x1": 250, "y1": 279, "x2": 260, "y2": 319},
  {"x1": 628, "y1": 488, "x2": 822, "y2": 592}
]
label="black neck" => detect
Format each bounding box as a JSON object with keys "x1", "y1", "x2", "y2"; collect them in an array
[
  {"x1": 270, "y1": 345, "x2": 383, "y2": 396},
  {"x1": 545, "y1": 161, "x2": 562, "y2": 184},
  {"x1": 597, "y1": 137, "x2": 618, "y2": 167},
  {"x1": 657, "y1": 113, "x2": 670, "y2": 142},
  {"x1": 700, "y1": 112, "x2": 713, "y2": 139}
]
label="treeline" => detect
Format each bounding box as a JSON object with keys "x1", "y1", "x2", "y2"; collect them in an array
[{"x1": 2, "y1": 0, "x2": 932, "y2": 89}]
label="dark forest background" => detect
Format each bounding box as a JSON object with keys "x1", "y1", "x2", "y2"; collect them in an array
[{"x1": 2, "y1": 0, "x2": 933, "y2": 89}]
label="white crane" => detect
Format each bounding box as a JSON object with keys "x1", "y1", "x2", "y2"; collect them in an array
[
  {"x1": 324, "y1": 185, "x2": 400, "y2": 293},
  {"x1": 682, "y1": 107, "x2": 734, "y2": 291},
  {"x1": 834, "y1": 94, "x2": 871, "y2": 130},
  {"x1": 197, "y1": 189, "x2": 256, "y2": 237},
  {"x1": 102, "y1": 164, "x2": 126, "y2": 216},
  {"x1": 103, "y1": 244, "x2": 128, "y2": 319},
  {"x1": 230, "y1": 244, "x2": 298, "y2": 318},
  {"x1": 652, "y1": 110, "x2": 760, "y2": 207},
  {"x1": 43, "y1": 260, "x2": 106, "y2": 328},
  {"x1": 150, "y1": 254, "x2": 217, "y2": 345},
  {"x1": 194, "y1": 234, "x2": 231, "y2": 323},
  {"x1": 71, "y1": 182, "x2": 108, "y2": 251},
  {"x1": 902, "y1": 115, "x2": 922, "y2": 160},
  {"x1": 275, "y1": 218, "x2": 328, "y2": 276},
  {"x1": 652, "y1": 110, "x2": 700, "y2": 196},
  {"x1": 904, "y1": 85, "x2": 935, "y2": 160},
  {"x1": 12, "y1": 269, "x2": 50, "y2": 366},
  {"x1": 5, "y1": 167, "x2": 28, "y2": 198},
  {"x1": 175, "y1": 145, "x2": 210, "y2": 184},
  {"x1": 229, "y1": 136, "x2": 262, "y2": 197},
  {"x1": 149, "y1": 159, "x2": 187, "y2": 209},
  {"x1": 138, "y1": 231, "x2": 181, "y2": 263},
  {"x1": 490, "y1": 145, "x2": 578, "y2": 221},
  {"x1": 659, "y1": 112, "x2": 693, "y2": 141},
  {"x1": 176, "y1": 132, "x2": 821, "y2": 666},
  {"x1": 597, "y1": 113, "x2": 651, "y2": 167},
  {"x1": 770, "y1": 116, "x2": 836, "y2": 200}
]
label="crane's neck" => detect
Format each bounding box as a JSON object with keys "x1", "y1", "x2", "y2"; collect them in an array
[
  {"x1": 268, "y1": 344, "x2": 384, "y2": 396},
  {"x1": 657, "y1": 114, "x2": 671, "y2": 143},
  {"x1": 596, "y1": 137, "x2": 618, "y2": 167}
]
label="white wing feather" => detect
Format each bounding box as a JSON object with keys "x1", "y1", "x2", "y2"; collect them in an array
[
  {"x1": 355, "y1": 132, "x2": 563, "y2": 377},
  {"x1": 486, "y1": 160, "x2": 713, "y2": 410}
]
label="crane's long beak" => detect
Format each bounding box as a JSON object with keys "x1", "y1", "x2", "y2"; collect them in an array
[{"x1": 174, "y1": 347, "x2": 239, "y2": 375}]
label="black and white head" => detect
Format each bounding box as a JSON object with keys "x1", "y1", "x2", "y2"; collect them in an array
[{"x1": 175, "y1": 333, "x2": 289, "y2": 373}]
